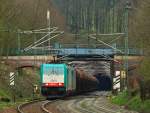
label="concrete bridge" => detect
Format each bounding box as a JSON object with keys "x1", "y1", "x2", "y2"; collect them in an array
[{"x1": 3, "y1": 55, "x2": 55, "y2": 69}]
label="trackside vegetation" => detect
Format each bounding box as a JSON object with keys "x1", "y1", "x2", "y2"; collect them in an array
[
  {"x1": 112, "y1": 0, "x2": 150, "y2": 112},
  {"x1": 111, "y1": 91, "x2": 150, "y2": 113},
  {"x1": 0, "y1": 64, "x2": 41, "y2": 110}
]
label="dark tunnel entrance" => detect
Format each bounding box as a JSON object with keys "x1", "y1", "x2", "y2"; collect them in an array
[{"x1": 94, "y1": 74, "x2": 112, "y2": 91}]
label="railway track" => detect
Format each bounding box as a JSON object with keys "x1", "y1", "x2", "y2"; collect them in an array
[
  {"x1": 42, "y1": 94, "x2": 120, "y2": 113},
  {"x1": 41, "y1": 100, "x2": 59, "y2": 113},
  {"x1": 72, "y1": 96, "x2": 118, "y2": 113},
  {"x1": 70, "y1": 95, "x2": 137, "y2": 113},
  {"x1": 17, "y1": 98, "x2": 60, "y2": 113},
  {"x1": 41, "y1": 101, "x2": 51, "y2": 113},
  {"x1": 17, "y1": 92, "x2": 137, "y2": 113},
  {"x1": 17, "y1": 99, "x2": 49, "y2": 113},
  {"x1": 17, "y1": 99, "x2": 42, "y2": 113}
]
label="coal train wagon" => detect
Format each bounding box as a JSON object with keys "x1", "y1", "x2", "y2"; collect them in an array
[{"x1": 40, "y1": 64, "x2": 98, "y2": 98}]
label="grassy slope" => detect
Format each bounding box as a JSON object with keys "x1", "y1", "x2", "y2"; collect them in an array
[
  {"x1": 111, "y1": 0, "x2": 150, "y2": 112},
  {"x1": 111, "y1": 91, "x2": 150, "y2": 113},
  {"x1": 0, "y1": 63, "x2": 41, "y2": 109}
]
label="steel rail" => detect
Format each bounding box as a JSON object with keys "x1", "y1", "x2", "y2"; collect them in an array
[
  {"x1": 41, "y1": 100, "x2": 59, "y2": 113},
  {"x1": 17, "y1": 99, "x2": 45, "y2": 113},
  {"x1": 94, "y1": 98, "x2": 122, "y2": 113},
  {"x1": 41, "y1": 101, "x2": 52, "y2": 113},
  {"x1": 74, "y1": 95, "x2": 118, "y2": 113},
  {"x1": 74, "y1": 99, "x2": 93, "y2": 113}
]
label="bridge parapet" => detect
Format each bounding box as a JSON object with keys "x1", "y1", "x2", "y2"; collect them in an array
[{"x1": 7, "y1": 48, "x2": 143, "y2": 56}]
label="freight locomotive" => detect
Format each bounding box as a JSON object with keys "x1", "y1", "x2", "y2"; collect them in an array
[{"x1": 40, "y1": 64, "x2": 99, "y2": 98}]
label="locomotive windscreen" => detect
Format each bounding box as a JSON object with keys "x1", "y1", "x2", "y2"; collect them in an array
[{"x1": 41, "y1": 64, "x2": 66, "y2": 87}]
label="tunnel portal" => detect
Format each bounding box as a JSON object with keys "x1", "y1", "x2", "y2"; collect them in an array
[{"x1": 94, "y1": 74, "x2": 112, "y2": 91}]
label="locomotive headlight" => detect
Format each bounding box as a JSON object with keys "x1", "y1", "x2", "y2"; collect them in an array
[{"x1": 45, "y1": 83, "x2": 49, "y2": 86}]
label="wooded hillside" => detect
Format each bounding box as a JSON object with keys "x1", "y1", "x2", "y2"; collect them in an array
[
  {"x1": 0, "y1": 0, "x2": 149, "y2": 55},
  {"x1": 0, "y1": 0, "x2": 66, "y2": 52}
]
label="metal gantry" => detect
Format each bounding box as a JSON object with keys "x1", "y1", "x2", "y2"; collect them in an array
[
  {"x1": 89, "y1": 33, "x2": 125, "y2": 54},
  {"x1": 17, "y1": 27, "x2": 64, "y2": 53}
]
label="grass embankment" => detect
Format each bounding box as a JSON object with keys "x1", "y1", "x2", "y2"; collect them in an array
[
  {"x1": 111, "y1": 91, "x2": 150, "y2": 113},
  {"x1": 0, "y1": 63, "x2": 41, "y2": 110},
  {"x1": 0, "y1": 97, "x2": 43, "y2": 110}
]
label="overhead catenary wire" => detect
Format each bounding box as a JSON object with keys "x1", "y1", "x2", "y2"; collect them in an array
[
  {"x1": 24, "y1": 31, "x2": 64, "y2": 52},
  {"x1": 20, "y1": 27, "x2": 58, "y2": 34},
  {"x1": 24, "y1": 33, "x2": 51, "y2": 51},
  {"x1": 91, "y1": 33, "x2": 125, "y2": 36},
  {"x1": 108, "y1": 35, "x2": 122, "y2": 45},
  {"x1": 23, "y1": 28, "x2": 58, "y2": 51},
  {"x1": 19, "y1": 27, "x2": 58, "y2": 34},
  {"x1": 89, "y1": 34, "x2": 124, "y2": 54},
  {"x1": 32, "y1": 27, "x2": 57, "y2": 32},
  {"x1": 23, "y1": 28, "x2": 60, "y2": 51}
]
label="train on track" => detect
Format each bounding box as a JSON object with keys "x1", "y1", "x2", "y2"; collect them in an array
[{"x1": 40, "y1": 64, "x2": 99, "y2": 98}]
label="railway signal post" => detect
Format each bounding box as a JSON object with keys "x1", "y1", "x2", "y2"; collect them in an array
[
  {"x1": 124, "y1": 1, "x2": 131, "y2": 90},
  {"x1": 9, "y1": 72, "x2": 16, "y2": 103}
]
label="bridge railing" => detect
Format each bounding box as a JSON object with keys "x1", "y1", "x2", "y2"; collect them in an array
[{"x1": 4, "y1": 48, "x2": 143, "y2": 56}]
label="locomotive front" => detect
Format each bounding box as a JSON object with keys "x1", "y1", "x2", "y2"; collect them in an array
[{"x1": 40, "y1": 64, "x2": 67, "y2": 97}]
